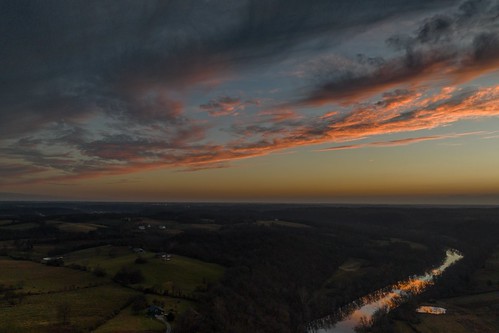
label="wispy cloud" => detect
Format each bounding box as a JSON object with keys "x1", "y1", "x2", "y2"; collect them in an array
[
  {"x1": 316, "y1": 132, "x2": 486, "y2": 151},
  {"x1": 298, "y1": 0, "x2": 499, "y2": 106}
]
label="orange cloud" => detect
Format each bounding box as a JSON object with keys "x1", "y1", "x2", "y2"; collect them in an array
[
  {"x1": 4, "y1": 86, "x2": 499, "y2": 186},
  {"x1": 317, "y1": 132, "x2": 486, "y2": 152}
]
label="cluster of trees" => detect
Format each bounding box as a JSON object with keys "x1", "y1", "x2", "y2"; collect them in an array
[
  {"x1": 113, "y1": 266, "x2": 144, "y2": 285},
  {"x1": 168, "y1": 220, "x2": 439, "y2": 333},
  {"x1": 167, "y1": 207, "x2": 499, "y2": 333}
]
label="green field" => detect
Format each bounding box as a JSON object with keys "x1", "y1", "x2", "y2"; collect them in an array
[
  {"x1": 0, "y1": 258, "x2": 107, "y2": 293},
  {"x1": 94, "y1": 304, "x2": 165, "y2": 333},
  {"x1": 64, "y1": 246, "x2": 224, "y2": 294},
  {"x1": 0, "y1": 284, "x2": 138, "y2": 333},
  {"x1": 0, "y1": 254, "x2": 208, "y2": 333},
  {"x1": 0, "y1": 259, "x2": 138, "y2": 333}
]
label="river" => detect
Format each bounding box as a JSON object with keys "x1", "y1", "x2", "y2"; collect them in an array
[{"x1": 308, "y1": 249, "x2": 463, "y2": 333}]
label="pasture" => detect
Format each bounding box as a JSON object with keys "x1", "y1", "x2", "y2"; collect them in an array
[
  {"x1": 0, "y1": 284, "x2": 138, "y2": 333},
  {"x1": 0, "y1": 258, "x2": 107, "y2": 293},
  {"x1": 64, "y1": 246, "x2": 224, "y2": 294}
]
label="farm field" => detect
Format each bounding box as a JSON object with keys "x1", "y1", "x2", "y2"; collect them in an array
[
  {"x1": 0, "y1": 284, "x2": 138, "y2": 333},
  {"x1": 0, "y1": 257, "x2": 107, "y2": 293},
  {"x1": 0, "y1": 250, "x2": 221, "y2": 333},
  {"x1": 94, "y1": 304, "x2": 165, "y2": 333},
  {"x1": 64, "y1": 246, "x2": 224, "y2": 294}
]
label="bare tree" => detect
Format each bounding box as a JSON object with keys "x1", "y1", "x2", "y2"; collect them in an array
[{"x1": 57, "y1": 301, "x2": 71, "y2": 325}]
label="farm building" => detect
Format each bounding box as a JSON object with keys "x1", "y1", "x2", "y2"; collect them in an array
[{"x1": 41, "y1": 257, "x2": 64, "y2": 266}]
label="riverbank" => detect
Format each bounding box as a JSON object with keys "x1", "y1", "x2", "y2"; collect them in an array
[
  {"x1": 308, "y1": 250, "x2": 463, "y2": 333},
  {"x1": 392, "y1": 246, "x2": 499, "y2": 333}
]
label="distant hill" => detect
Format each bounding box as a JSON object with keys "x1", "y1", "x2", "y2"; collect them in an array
[{"x1": 0, "y1": 192, "x2": 64, "y2": 201}]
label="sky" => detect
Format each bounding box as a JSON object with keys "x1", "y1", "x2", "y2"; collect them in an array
[{"x1": 1, "y1": 0, "x2": 499, "y2": 204}]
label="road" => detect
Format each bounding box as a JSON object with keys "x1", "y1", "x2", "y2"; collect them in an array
[{"x1": 155, "y1": 315, "x2": 172, "y2": 333}]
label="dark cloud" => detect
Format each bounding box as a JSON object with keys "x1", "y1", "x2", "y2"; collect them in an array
[
  {"x1": 300, "y1": 52, "x2": 451, "y2": 105},
  {"x1": 299, "y1": 0, "x2": 499, "y2": 106},
  {"x1": 416, "y1": 15, "x2": 453, "y2": 43},
  {"x1": 200, "y1": 96, "x2": 259, "y2": 116},
  {"x1": 4, "y1": 0, "x2": 497, "y2": 183},
  {"x1": 0, "y1": 0, "x2": 455, "y2": 106},
  {"x1": 472, "y1": 32, "x2": 499, "y2": 61}
]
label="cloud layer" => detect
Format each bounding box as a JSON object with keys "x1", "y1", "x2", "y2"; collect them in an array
[{"x1": 1, "y1": 0, "x2": 498, "y2": 186}]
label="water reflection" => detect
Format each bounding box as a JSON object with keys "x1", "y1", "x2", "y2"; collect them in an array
[{"x1": 308, "y1": 249, "x2": 463, "y2": 333}]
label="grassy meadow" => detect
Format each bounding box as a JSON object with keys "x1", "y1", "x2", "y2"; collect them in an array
[
  {"x1": 64, "y1": 245, "x2": 224, "y2": 294},
  {"x1": 0, "y1": 258, "x2": 107, "y2": 293}
]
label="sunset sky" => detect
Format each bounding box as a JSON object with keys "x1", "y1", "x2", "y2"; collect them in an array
[{"x1": 1, "y1": 0, "x2": 499, "y2": 203}]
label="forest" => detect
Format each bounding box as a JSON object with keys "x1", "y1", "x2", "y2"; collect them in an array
[{"x1": 0, "y1": 202, "x2": 498, "y2": 333}]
